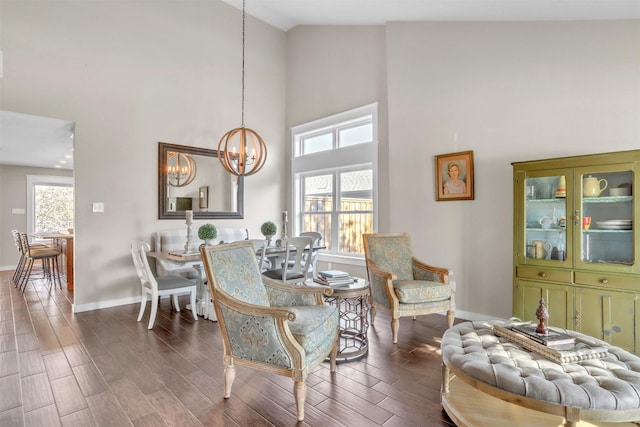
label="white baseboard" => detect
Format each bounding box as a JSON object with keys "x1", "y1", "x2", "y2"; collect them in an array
[
  {"x1": 73, "y1": 295, "x2": 140, "y2": 313},
  {"x1": 72, "y1": 303, "x2": 507, "y2": 321},
  {"x1": 454, "y1": 310, "x2": 506, "y2": 322},
  {"x1": 0, "y1": 265, "x2": 16, "y2": 272},
  {"x1": 71, "y1": 294, "x2": 196, "y2": 314}
]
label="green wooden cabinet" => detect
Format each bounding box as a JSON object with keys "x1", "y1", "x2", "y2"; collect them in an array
[
  {"x1": 574, "y1": 286, "x2": 639, "y2": 353},
  {"x1": 515, "y1": 279, "x2": 572, "y2": 328},
  {"x1": 512, "y1": 150, "x2": 640, "y2": 353}
]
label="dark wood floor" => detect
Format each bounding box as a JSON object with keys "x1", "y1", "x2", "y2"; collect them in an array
[{"x1": 0, "y1": 270, "x2": 460, "y2": 426}]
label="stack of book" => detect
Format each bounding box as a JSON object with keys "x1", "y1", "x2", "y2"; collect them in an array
[
  {"x1": 493, "y1": 322, "x2": 609, "y2": 364},
  {"x1": 313, "y1": 270, "x2": 354, "y2": 287},
  {"x1": 510, "y1": 323, "x2": 576, "y2": 347}
]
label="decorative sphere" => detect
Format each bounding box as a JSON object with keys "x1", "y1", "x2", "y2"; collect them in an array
[
  {"x1": 198, "y1": 224, "x2": 218, "y2": 241},
  {"x1": 261, "y1": 221, "x2": 277, "y2": 236},
  {"x1": 218, "y1": 127, "x2": 267, "y2": 176}
]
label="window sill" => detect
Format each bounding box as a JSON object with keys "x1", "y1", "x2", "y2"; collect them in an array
[{"x1": 318, "y1": 252, "x2": 365, "y2": 267}]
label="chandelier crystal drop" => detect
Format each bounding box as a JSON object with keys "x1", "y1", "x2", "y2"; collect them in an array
[{"x1": 217, "y1": 0, "x2": 267, "y2": 177}]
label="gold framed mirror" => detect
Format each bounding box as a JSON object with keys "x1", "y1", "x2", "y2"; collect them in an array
[{"x1": 158, "y1": 142, "x2": 243, "y2": 219}]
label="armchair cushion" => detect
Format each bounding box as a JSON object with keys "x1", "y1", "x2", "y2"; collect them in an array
[
  {"x1": 394, "y1": 280, "x2": 452, "y2": 303},
  {"x1": 288, "y1": 305, "x2": 339, "y2": 365}
]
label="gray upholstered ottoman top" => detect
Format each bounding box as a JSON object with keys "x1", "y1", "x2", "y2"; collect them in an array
[{"x1": 441, "y1": 320, "x2": 640, "y2": 411}]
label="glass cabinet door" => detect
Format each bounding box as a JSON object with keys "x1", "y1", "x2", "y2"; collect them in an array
[
  {"x1": 576, "y1": 165, "x2": 635, "y2": 271},
  {"x1": 521, "y1": 170, "x2": 572, "y2": 265}
]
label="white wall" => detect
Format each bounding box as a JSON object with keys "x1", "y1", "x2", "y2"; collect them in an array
[
  {"x1": 1, "y1": 1, "x2": 286, "y2": 310},
  {"x1": 386, "y1": 21, "x2": 640, "y2": 318},
  {"x1": 288, "y1": 20, "x2": 640, "y2": 320}
]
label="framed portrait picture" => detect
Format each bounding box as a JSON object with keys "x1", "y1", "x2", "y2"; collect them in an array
[
  {"x1": 435, "y1": 150, "x2": 474, "y2": 201},
  {"x1": 199, "y1": 186, "x2": 209, "y2": 209}
]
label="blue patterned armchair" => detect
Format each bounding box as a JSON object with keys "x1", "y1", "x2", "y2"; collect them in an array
[
  {"x1": 363, "y1": 233, "x2": 455, "y2": 344},
  {"x1": 200, "y1": 241, "x2": 339, "y2": 421}
]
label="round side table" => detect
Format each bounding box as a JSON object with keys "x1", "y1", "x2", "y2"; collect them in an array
[{"x1": 322, "y1": 278, "x2": 371, "y2": 361}]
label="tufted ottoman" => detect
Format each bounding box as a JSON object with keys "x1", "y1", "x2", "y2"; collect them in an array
[{"x1": 441, "y1": 320, "x2": 640, "y2": 427}]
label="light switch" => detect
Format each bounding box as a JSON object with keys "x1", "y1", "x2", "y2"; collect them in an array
[
  {"x1": 12, "y1": 208, "x2": 25, "y2": 214},
  {"x1": 92, "y1": 202, "x2": 104, "y2": 213}
]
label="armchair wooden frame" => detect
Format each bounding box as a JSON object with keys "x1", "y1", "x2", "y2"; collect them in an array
[
  {"x1": 200, "y1": 242, "x2": 338, "y2": 421},
  {"x1": 363, "y1": 232, "x2": 456, "y2": 344}
]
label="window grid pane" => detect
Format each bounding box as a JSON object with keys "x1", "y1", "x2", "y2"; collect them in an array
[
  {"x1": 302, "y1": 213, "x2": 332, "y2": 250},
  {"x1": 339, "y1": 170, "x2": 373, "y2": 211},
  {"x1": 303, "y1": 174, "x2": 333, "y2": 212},
  {"x1": 302, "y1": 132, "x2": 333, "y2": 155},
  {"x1": 338, "y1": 122, "x2": 372, "y2": 148},
  {"x1": 34, "y1": 185, "x2": 74, "y2": 233},
  {"x1": 338, "y1": 212, "x2": 373, "y2": 253}
]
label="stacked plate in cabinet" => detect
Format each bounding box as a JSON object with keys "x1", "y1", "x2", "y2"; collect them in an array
[{"x1": 595, "y1": 220, "x2": 632, "y2": 230}]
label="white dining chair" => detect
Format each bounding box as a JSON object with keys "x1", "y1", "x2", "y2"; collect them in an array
[
  {"x1": 247, "y1": 238, "x2": 272, "y2": 272},
  {"x1": 262, "y1": 236, "x2": 314, "y2": 285},
  {"x1": 299, "y1": 231, "x2": 322, "y2": 278},
  {"x1": 130, "y1": 240, "x2": 198, "y2": 329}
]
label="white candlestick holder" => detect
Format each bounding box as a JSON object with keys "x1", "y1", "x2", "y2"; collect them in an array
[{"x1": 184, "y1": 216, "x2": 196, "y2": 254}]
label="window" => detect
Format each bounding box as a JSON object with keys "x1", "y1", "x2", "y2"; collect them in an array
[
  {"x1": 291, "y1": 103, "x2": 377, "y2": 258},
  {"x1": 27, "y1": 175, "x2": 74, "y2": 237}
]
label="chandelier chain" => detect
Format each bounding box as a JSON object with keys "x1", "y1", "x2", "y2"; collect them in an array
[
  {"x1": 217, "y1": 0, "x2": 267, "y2": 177},
  {"x1": 241, "y1": 0, "x2": 246, "y2": 128}
]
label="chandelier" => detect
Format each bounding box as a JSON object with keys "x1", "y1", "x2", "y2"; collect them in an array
[
  {"x1": 218, "y1": 0, "x2": 267, "y2": 177},
  {"x1": 167, "y1": 151, "x2": 197, "y2": 187}
]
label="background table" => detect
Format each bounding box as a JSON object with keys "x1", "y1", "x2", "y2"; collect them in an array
[{"x1": 259, "y1": 244, "x2": 325, "y2": 270}]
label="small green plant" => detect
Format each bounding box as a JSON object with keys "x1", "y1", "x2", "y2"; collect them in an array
[
  {"x1": 198, "y1": 224, "x2": 218, "y2": 241},
  {"x1": 261, "y1": 221, "x2": 277, "y2": 236}
]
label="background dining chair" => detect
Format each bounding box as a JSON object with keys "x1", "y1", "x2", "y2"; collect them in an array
[
  {"x1": 262, "y1": 236, "x2": 314, "y2": 285},
  {"x1": 11, "y1": 230, "x2": 27, "y2": 286},
  {"x1": 200, "y1": 241, "x2": 339, "y2": 421},
  {"x1": 12, "y1": 229, "x2": 52, "y2": 286},
  {"x1": 363, "y1": 232, "x2": 455, "y2": 344},
  {"x1": 247, "y1": 238, "x2": 272, "y2": 272},
  {"x1": 130, "y1": 240, "x2": 198, "y2": 329},
  {"x1": 17, "y1": 232, "x2": 62, "y2": 291},
  {"x1": 299, "y1": 231, "x2": 322, "y2": 279}
]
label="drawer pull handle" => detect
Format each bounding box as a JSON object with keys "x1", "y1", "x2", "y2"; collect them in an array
[
  {"x1": 600, "y1": 278, "x2": 609, "y2": 284},
  {"x1": 538, "y1": 272, "x2": 546, "y2": 278}
]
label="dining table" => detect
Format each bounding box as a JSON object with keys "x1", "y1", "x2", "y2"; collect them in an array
[
  {"x1": 148, "y1": 243, "x2": 325, "y2": 268},
  {"x1": 257, "y1": 243, "x2": 326, "y2": 270},
  {"x1": 31, "y1": 232, "x2": 74, "y2": 291},
  {"x1": 147, "y1": 242, "x2": 325, "y2": 321}
]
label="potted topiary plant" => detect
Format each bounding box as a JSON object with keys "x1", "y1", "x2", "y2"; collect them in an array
[
  {"x1": 198, "y1": 224, "x2": 218, "y2": 245},
  {"x1": 261, "y1": 221, "x2": 277, "y2": 245}
]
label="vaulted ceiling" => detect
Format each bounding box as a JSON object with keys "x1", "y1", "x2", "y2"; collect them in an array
[
  {"x1": 222, "y1": 0, "x2": 640, "y2": 31},
  {"x1": 4, "y1": 1, "x2": 639, "y2": 170}
]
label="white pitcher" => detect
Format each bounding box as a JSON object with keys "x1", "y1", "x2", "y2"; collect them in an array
[{"x1": 583, "y1": 176, "x2": 608, "y2": 197}]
